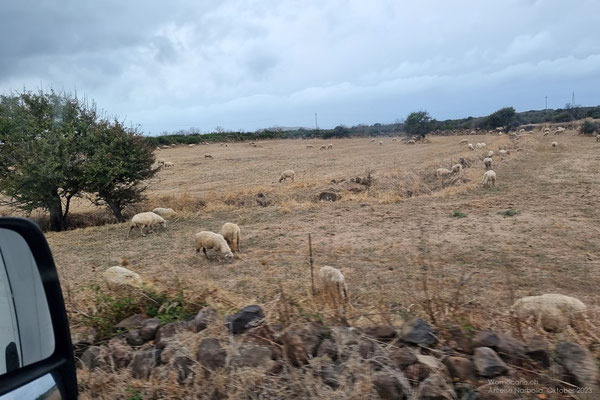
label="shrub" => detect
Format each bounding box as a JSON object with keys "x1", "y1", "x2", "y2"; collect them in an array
[
  {"x1": 450, "y1": 210, "x2": 467, "y2": 218},
  {"x1": 498, "y1": 209, "x2": 520, "y2": 217},
  {"x1": 579, "y1": 120, "x2": 598, "y2": 135}
]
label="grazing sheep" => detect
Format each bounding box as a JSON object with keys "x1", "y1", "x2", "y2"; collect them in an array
[
  {"x1": 188, "y1": 144, "x2": 195, "y2": 147},
  {"x1": 128, "y1": 212, "x2": 167, "y2": 237},
  {"x1": 170, "y1": 144, "x2": 176, "y2": 148},
  {"x1": 392, "y1": 137, "x2": 397, "y2": 141},
  {"x1": 318, "y1": 265, "x2": 349, "y2": 309},
  {"x1": 370, "y1": 139, "x2": 375, "y2": 142},
  {"x1": 551, "y1": 141, "x2": 558, "y2": 147},
  {"x1": 327, "y1": 143, "x2": 333, "y2": 149},
  {"x1": 220, "y1": 222, "x2": 241, "y2": 252},
  {"x1": 279, "y1": 169, "x2": 295, "y2": 183},
  {"x1": 152, "y1": 207, "x2": 177, "y2": 219},
  {"x1": 596, "y1": 134, "x2": 600, "y2": 142},
  {"x1": 487, "y1": 150, "x2": 494, "y2": 157},
  {"x1": 483, "y1": 157, "x2": 493, "y2": 170},
  {"x1": 556, "y1": 126, "x2": 565, "y2": 133},
  {"x1": 195, "y1": 231, "x2": 233, "y2": 262},
  {"x1": 459, "y1": 139, "x2": 468, "y2": 145},
  {"x1": 163, "y1": 161, "x2": 174, "y2": 168},
  {"x1": 306, "y1": 144, "x2": 314, "y2": 148},
  {"x1": 155, "y1": 147, "x2": 161, "y2": 151},
  {"x1": 468, "y1": 143, "x2": 474, "y2": 150},
  {"x1": 511, "y1": 294, "x2": 592, "y2": 334},
  {"x1": 157, "y1": 159, "x2": 165, "y2": 167},
  {"x1": 407, "y1": 139, "x2": 415, "y2": 144},
  {"x1": 451, "y1": 164, "x2": 462, "y2": 174},
  {"x1": 204, "y1": 154, "x2": 214, "y2": 159},
  {"x1": 498, "y1": 149, "x2": 508, "y2": 156},
  {"x1": 436, "y1": 168, "x2": 452, "y2": 177},
  {"x1": 320, "y1": 145, "x2": 327, "y2": 150},
  {"x1": 379, "y1": 141, "x2": 383, "y2": 146},
  {"x1": 481, "y1": 170, "x2": 496, "y2": 188}
]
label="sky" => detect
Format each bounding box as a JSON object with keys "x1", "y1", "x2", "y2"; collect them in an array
[{"x1": 0, "y1": 0, "x2": 599, "y2": 134}]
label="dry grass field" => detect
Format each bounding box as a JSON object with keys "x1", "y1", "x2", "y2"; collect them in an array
[{"x1": 40, "y1": 130, "x2": 600, "y2": 397}]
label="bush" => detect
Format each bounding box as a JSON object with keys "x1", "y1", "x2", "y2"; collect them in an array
[
  {"x1": 552, "y1": 112, "x2": 572, "y2": 123},
  {"x1": 450, "y1": 210, "x2": 467, "y2": 218},
  {"x1": 579, "y1": 120, "x2": 598, "y2": 135},
  {"x1": 498, "y1": 209, "x2": 520, "y2": 217}
]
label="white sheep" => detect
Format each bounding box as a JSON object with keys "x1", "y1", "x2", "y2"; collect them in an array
[
  {"x1": 481, "y1": 170, "x2": 496, "y2": 188},
  {"x1": 487, "y1": 150, "x2": 494, "y2": 157},
  {"x1": 407, "y1": 139, "x2": 416, "y2": 145},
  {"x1": 152, "y1": 207, "x2": 177, "y2": 219},
  {"x1": 318, "y1": 265, "x2": 349, "y2": 309},
  {"x1": 483, "y1": 157, "x2": 493, "y2": 170},
  {"x1": 204, "y1": 154, "x2": 214, "y2": 159},
  {"x1": 511, "y1": 294, "x2": 595, "y2": 336},
  {"x1": 163, "y1": 161, "x2": 174, "y2": 168},
  {"x1": 392, "y1": 137, "x2": 397, "y2": 141},
  {"x1": 188, "y1": 144, "x2": 195, "y2": 147},
  {"x1": 306, "y1": 144, "x2": 314, "y2": 148},
  {"x1": 468, "y1": 143, "x2": 474, "y2": 150},
  {"x1": 551, "y1": 141, "x2": 558, "y2": 147},
  {"x1": 327, "y1": 143, "x2": 333, "y2": 149},
  {"x1": 279, "y1": 170, "x2": 295, "y2": 183},
  {"x1": 451, "y1": 164, "x2": 462, "y2": 174},
  {"x1": 157, "y1": 159, "x2": 165, "y2": 167},
  {"x1": 436, "y1": 168, "x2": 452, "y2": 177},
  {"x1": 596, "y1": 134, "x2": 600, "y2": 142},
  {"x1": 379, "y1": 141, "x2": 383, "y2": 146},
  {"x1": 320, "y1": 145, "x2": 327, "y2": 150},
  {"x1": 459, "y1": 139, "x2": 468, "y2": 145},
  {"x1": 221, "y1": 222, "x2": 241, "y2": 252},
  {"x1": 128, "y1": 212, "x2": 167, "y2": 237},
  {"x1": 370, "y1": 138, "x2": 375, "y2": 142},
  {"x1": 498, "y1": 149, "x2": 508, "y2": 156},
  {"x1": 195, "y1": 231, "x2": 233, "y2": 262}
]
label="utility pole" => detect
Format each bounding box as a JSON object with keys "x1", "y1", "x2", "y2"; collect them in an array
[
  {"x1": 572, "y1": 91, "x2": 575, "y2": 107},
  {"x1": 545, "y1": 96, "x2": 548, "y2": 111},
  {"x1": 315, "y1": 112, "x2": 319, "y2": 130}
]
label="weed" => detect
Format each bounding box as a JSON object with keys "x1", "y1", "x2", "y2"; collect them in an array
[
  {"x1": 497, "y1": 209, "x2": 520, "y2": 217},
  {"x1": 450, "y1": 210, "x2": 467, "y2": 218},
  {"x1": 126, "y1": 387, "x2": 143, "y2": 400}
]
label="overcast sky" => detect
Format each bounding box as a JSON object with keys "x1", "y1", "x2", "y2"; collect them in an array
[{"x1": 1, "y1": 0, "x2": 599, "y2": 134}]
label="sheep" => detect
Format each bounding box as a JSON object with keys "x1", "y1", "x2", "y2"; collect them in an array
[
  {"x1": 195, "y1": 231, "x2": 233, "y2": 262},
  {"x1": 468, "y1": 143, "x2": 474, "y2": 150},
  {"x1": 152, "y1": 207, "x2": 177, "y2": 219},
  {"x1": 406, "y1": 139, "x2": 416, "y2": 144},
  {"x1": 498, "y1": 149, "x2": 508, "y2": 156},
  {"x1": 204, "y1": 154, "x2": 214, "y2": 159},
  {"x1": 511, "y1": 294, "x2": 598, "y2": 339},
  {"x1": 320, "y1": 145, "x2": 327, "y2": 150},
  {"x1": 128, "y1": 212, "x2": 167, "y2": 237},
  {"x1": 157, "y1": 159, "x2": 165, "y2": 167},
  {"x1": 318, "y1": 265, "x2": 349, "y2": 309},
  {"x1": 279, "y1": 169, "x2": 295, "y2": 183},
  {"x1": 221, "y1": 222, "x2": 241, "y2": 252},
  {"x1": 327, "y1": 143, "x2": 333, "y2": 149},
  {"x1": 155, "y1": 147, "x2": 161, "y2": 151},
  {"x1": 481, "y1": 170, "x2": 496, "y2": 188},
  {"x1": 370, "y1": 138, "x2": 375, "y2": 142},
  {"x1": 551, "y1": 141, "x2": 558, "y2": 147},
  {"x1": 596, "y1": 134, "x2": 600, "y2": 142},
  {"x1": 306, "y1": 144, "x2": 314, "y2": 148},
  {"x1": 436, "y1": 168, "x2": 452, "y2": 177},
  {"x1": 459, "y1": 139, "x2": 468, "y2": 145},
  {"x1": 451, "y1": 164, "x2": 462, "y2": 174},
  {"x1": 188, "y1": 144, "x2": 196, "y2": 147},
  {"x1": 379, "y1": 141, "x2": 383, "y2": 146},
  {"x1": 487, "y1": 150, "x2": 494, "y2": 157},
  {"x1": 556, "y1": 126, "x2": 565, "y2": 132},
  {"x1": 392, "y1": 137, "x2": 398, "y2": 141},
  {"x1": 483, "y1": 157, "x2": 493, "y2": 170},
  {"x1": 163, "y1": 161, "x2": 174, "y2": 168}
]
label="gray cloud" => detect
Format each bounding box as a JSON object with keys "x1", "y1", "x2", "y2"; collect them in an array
[{"x1": 0, "y1": 0, "x2": 598, "y2": 133}]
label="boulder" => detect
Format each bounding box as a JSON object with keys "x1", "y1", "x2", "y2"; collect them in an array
[
  {"x1": 446, "y1": 325, "x2": 473, "y2": 353},
  {"x1": 139, "y1": 318, "x2": 161, "y2": 342},
  {"x1": 196, "y1": 338, "x2": 226, "y2": 371},
  {"x1": 173, "y1": 353, "x2": 194, "y2": 383},
  {"x1": 131, "y1": 349, "x2": 161, "y2": 379},
  {"x1": 107, "y1": 339, "x2": 132, "y2": 370},
  {"x1": 444, "y1": 356, "x2": 476, "y2": 384},
  {"x1": 193, "y1": 307, "x2": 217, "y2": 332},
  {"x1": 361, "y1": 325, "x2": 397, "y2": 342},
  {"x1": 225, "y1": 305, "x2": 265, "y2": 334},
  {"x1": 472, "y1": 331, "x2": 499, "y2": 349},
  {"x1": 525, "y1": 336, "x2": 550, "y2": 368},
  {"x1": 318, "y1": 191, "x2": 339, "y2": 202},
  {"x1": 114, "y1": 314, "x2": 146, "y2": 330},
  {"x1": 102, "y1": 266, "x2": 143, "y2": 289},
  {"x1": 373, "y1": 372, "x2": 412, "y2": 400},
  {"x1": 416, "y1": 374, "x2": 456, "y2": 400},
  {"x1": 126, "y1": 329, "x2": 145, "y2": 346},
  {"x1": 80, "y1": 346, "x2": 106, "y2": 370},
  {"x1": 155, "y1": 321, "x2": 194, "y2": 349},
  {"x1": 401, "y1": 318, "x2": 437, "y2": 346},
  {"x1": 391, "y1": 346, "x2": 418, "y2": 369},
  {"x1": 230, "y1": 343, "x2": 273, "y2": 368},
  {"x1": 473, "y1": 347, "x2": 508, "y2": 378},
  {"x1": 555, "y1": 341, "x2": 599, "y2": 390}
]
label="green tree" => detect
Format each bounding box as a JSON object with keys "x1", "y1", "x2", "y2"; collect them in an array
[
  {"x1": 404, "y1": 111, "x2": 432, "y2": 138},
  {"x1": 483, "y1": 107, "x2": 516, "y2": 129}
]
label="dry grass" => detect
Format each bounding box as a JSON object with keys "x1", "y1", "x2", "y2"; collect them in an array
[{"x1": 38, "y1": 131, "x2": 600, "y2": 397}]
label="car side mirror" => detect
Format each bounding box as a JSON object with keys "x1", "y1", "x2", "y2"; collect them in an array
[{"x1": 0, "y1": 218, "x2": 77, "y2": 399}]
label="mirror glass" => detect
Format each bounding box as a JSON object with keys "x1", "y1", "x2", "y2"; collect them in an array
[
  {"x1": 0, "y1": 228, "x2": 54, "y2": 375},
  {"x1": 0, "y1": 373, "x2": 61, "y2": 400}
]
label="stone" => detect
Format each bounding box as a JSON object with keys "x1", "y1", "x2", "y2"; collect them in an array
[
  {"x1": 495, "y1": 334, "x2": 525, "y2": 364},
  {"x1": 416, "y1": 374, "x2": 456, "y2": 399},
  {"x1": 194, "y1": 307, "x2": 217, "y2": 332},
  {"x1": 102, "y1": 266, "x2": 143, "y2": 289},
  {"x1": 473, "y1": 347, "x2": 508, "y2": 378},
  {"x1": 316, "y1": 338, "x2": 338, "y2": 361},
  {"x1": 446, "y1": 325, "x2": 473, "y2": 353},
  {"x1": 472, "y1": 331, "x2": 499, "y2": 349},
  {"x1": 126, "y1": 329, "x2": 145, "y2": 346},
  {"x1": 80, "y1": 346, "x2": 105, "y2": 370},
  {"x1": 131, "y1": 349, "x2": 161, "y2": 379},
  {"x1": 361, "y1": 325, "x2": 397, "y2": 342},
  {"x1": 444, "y1": 356, "x2": 477, "y2": 384},
  {"x1": 318, "y1": 191, "x2": 339, "y2": 202},
  {"x1": 173, "y1": 354, "x2": 194, "y2": 383},
  {"x1": 401, "y1": 318, "x2": 437, "y2": 346},
  {"x1": 225, "y1": 305, "x2": 265, "y2": 334},
  {"x1": 405, "y1": 362, "x2": 431, "y2": 383},
  {"x1": 139, "y1": 318, "x2": 161, "y2": 342},
  {"x1": 391, "y1": 346, "x2": 418, "y2": 369},
  {"x1": 107, "y1": 339, "x2": 132, "y2": 370},
  {"x1": 72, "y1": 341, "x2": 92, "y2": 361},
  {"x1": 155, "y1": 321, "x2": 194, "y2": 349},
  {"x1": 319, "y1": 365, "x2": 340, "y2": 389},
  {"x1": 256, "y1": 192, "x2": 271, "y2": 207},
  {"x1": 454, "y1": 383, "x2": 479, "y2": 400},
  {"x1": 196, "y1": 338, "x2": 226, "y2": 370},
  {"x1": 525, "y1": 336, "x2": 550, "y2": 368},
  {"x1": 359, "y1": 340, "x2": 377, "y2": 360},
  {"x1": 555, "y1": 341, "x2": 599, "y2": 390},
  {"x1": 243, "y1": 325, "x2": 282, "y2": 359},
  {"x1": 372, "y1": 372, "x2": 412, "y2": 400},
  {"x1": 114, "y1": 314, "x2": 146, "y2": 330},
  {"x1": 230, "y1": 344, "x2": 272, "y2": 368}
]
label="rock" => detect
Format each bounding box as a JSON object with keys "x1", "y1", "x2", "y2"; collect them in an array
[
  {"x1": 401, "y1": 318, "x2": 437, "y2": 346},
  {"x1": 359, "y1": 340, "x2": 378, "y2": 359},
  {"x1": 391, "y1": 346, "x2": 418, "y2": 369},
  {"x1": 372, "y1": 372, "x2": 412, "y2": 400},
  {"x1": 126, "y1": 329, "x2": 145, "y2": 346},
  {"x1": 114, "y1": 314, "x2": 146, "y2": 330},
  {"x1": 361, "y1": 325, "x2": 397, "y2": 342},
  {"x1": 454, "y1": 383, "x2": 479, "y2": 400},
  {"x1": 405, "y1": 362, "x2": 431, "y2": 383},
  {"x1": 473, "y1": 347, "x2": 508, "y2": 378},
  {"x1": 444, "y1": 356, "x2": 476, "y2": 384},
  {"x1": 72, "y1": 340, "x2": 92, "y2": 361},
  {"x1": 225, "y1": 305, "x2": 265, "y2": 334},
  {"x1": 316, "y1": 338, "x2": 338, "y2": 361},
  {"x1": 299, "y1": 323, "x2": 329, "y2": 357},
  {"x1": 416, "y1": 374, "x2": 456, "y2": 399},
  {"x1": 155, "y1": 321, "x2": 194, "y2": 349},
  {"x1": 196, "y1": 338, "x2": 226, "y2": 370},
  {"x1": 107, "y1": 339, "x2": 132, "y2": 370},
  {"x1": 139, "y1": 318, "x2": 161, "y2": 342},
  {"x1": 256, "y1": 192, "x2": 271, "y2": 207},
  {"x1": 555, "y1": 341, "x2": 599, "y2": 390},
  {"x1": 230, "y1": 344, "x2": 272, "y2": 368},
  {"x1": 131, "y1": 349, "x2": 161, "y2": 379},
  {"x1": 80, "y1": 346, "x2": 105, "y2": 370},
  {"x1": 280, "y1": 323, "x2": 329, "y2": 366},
  {"x1": 194, "y1": 307, "x2": 217, "y2": 332},
  {"x1": 319, "y1": 365, "x2": 340, "y2": 389},
  {"x1": 173, "y1": 354, "x2": 194, "y2": 383},
  {"x1": 525, "y1": 336, "x2": 550, "y2": 368},
  {"x1": 281, "y1": 331, "x2": 307, "y2": 366},
  {"x1": 416, "y1": 354, "x2": 443, "y2": 370},
  {"x1": 318, "y1": 191, "x2": 339, "y2": 202},
  {"x1": 472, "y1": 331, "x2": 499, "y2": 349},
  {"x1": 495, "y1": 334, "x2": 525, "y2": 364},
  {"x1": 102, "y1": 266, "x2": 143, "y2": 289},
  {"x1": 243, "y1": 325, "x2": 282, "y2": 359},
  {"x1": 446, "y1": 325, "x2": 473, "y2": 354}
]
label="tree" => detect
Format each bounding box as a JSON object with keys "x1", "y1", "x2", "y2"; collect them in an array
[
  {"x1": 483, "y1": 107, "x2": 516, "y2": 129},
  {"x1": 404, "y1": 111, "x2": 433, "y2": 138},
  {"x1": 82, "y1": 119, "x2": 157, "y2": 222}
]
